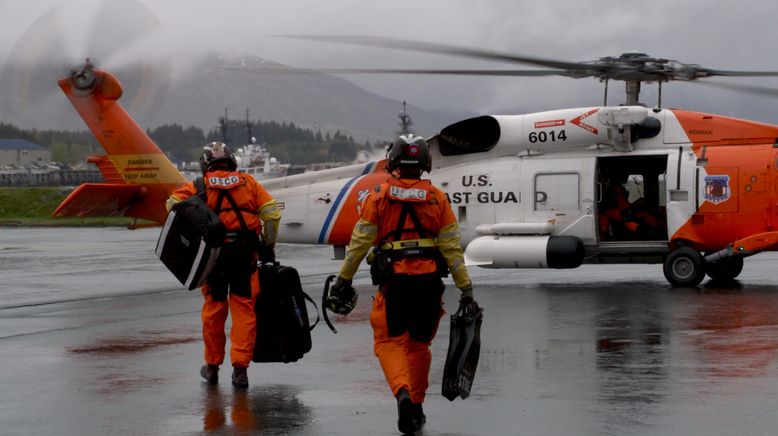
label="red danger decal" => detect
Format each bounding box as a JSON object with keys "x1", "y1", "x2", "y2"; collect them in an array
[{"x1": 534, "y1": 119, "x2": 565, "y2": 129}]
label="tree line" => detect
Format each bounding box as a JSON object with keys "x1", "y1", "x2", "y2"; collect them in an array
[{"x1": 1, "y1": 120, "x2": 383, "y2": 166}]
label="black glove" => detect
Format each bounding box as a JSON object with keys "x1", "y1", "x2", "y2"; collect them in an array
[
  {"x1": 326, "y1": 276, "x2": 358, "y2": 316},
  {"x1": 459, "y1": 284, "x2": 474, "y2": 305},
  {"x1": 462, "y1": 298, "x2": 481, "y2": 317},
  {"x1": 258, "y1": 243, "x2": 276, "y2": 264}
]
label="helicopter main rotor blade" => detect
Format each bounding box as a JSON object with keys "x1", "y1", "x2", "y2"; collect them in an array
[
  {"x1": 279, "y1": 35, "x2": 778, "y2": 85},
  {"x1": 696, "y1": 68, "x2": 778, "y2": 78},
  {"x1": 280, "y1": 34, "x2": 605, "y2": 75},
  {"x1": 219, "y1": 65, "x2": 575, "y2": 77},
  {"x1": 691, "y1": 80, "x2": 778, "y2": 97}
]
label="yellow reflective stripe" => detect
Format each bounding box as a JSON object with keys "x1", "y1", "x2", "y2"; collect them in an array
[
  {"x1": 262, "y1": 219, "x2": 280, "y2": 245},
  {"x1": 436, "y1": 222, "x2": 471, "y2": 290},
  {"x1": 356, "y1": 221, "x2": 378, "y2": 236},
  {"x1": 438, "y1": 222, "x2": 460, "y2": 239},
  {"x1": 259, "y1": 199, "x2": 282, "y2": 221},
  {"x1": 380, "y1": 238, "x2": 438, "y2": 250},
  {"x1": 339, "y1": 219, "x2": 377, "y2": 280},
  {"x1": 165, "y1": 195, "x2": 183, "y2": 212}
]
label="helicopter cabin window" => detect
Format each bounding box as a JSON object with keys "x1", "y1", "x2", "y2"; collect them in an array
[{"x1": 534, "y1": 172, "x2": 580, "y2": 211}]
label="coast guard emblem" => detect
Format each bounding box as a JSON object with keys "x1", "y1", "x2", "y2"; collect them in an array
[{"x1": 704, "y1": 175, "x2": 730, "y2": 204}]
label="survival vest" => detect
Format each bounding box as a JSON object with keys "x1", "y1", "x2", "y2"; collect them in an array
[
  {"x1": 199, "y1": 171, "x2": 261, "y2": 245},
  {"x1": 367, "y1": 178, "x2": 449, "y2": 284}
]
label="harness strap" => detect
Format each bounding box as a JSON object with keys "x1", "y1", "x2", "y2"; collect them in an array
[
  {"x1": 203, "y1": 175, "x2": 255, "y2": 232},
  {"x1": 194, "y1": 177, "x2": 208, "y2": 202},
  {"x1": 405, "y1": 202, "x2": 430, "y2": 238},
  {"x1": 369, "y1": 191, "x2": 448, "y2": 283},
  {"x1": 383, "y1": 202, "x2": 434, "y2": 242},
  {"x1": 212, "y1": 186, "x2": 258, "y2": 247},
  {"x1": 218, "y1": 206, "x2": 259, "y2": 215},
  {"x1": 219, "y1": 189, "x2": 250, "y2": 234}
]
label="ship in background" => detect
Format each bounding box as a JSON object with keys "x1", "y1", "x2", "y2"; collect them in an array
[
  {"x1": 397, "y1": 100, "x2": 413, "y2": 136},
  {"x1": 182, "y1": 102, "x2": 414, "y2": 180},
  {"x1": 232, "y1": 137, "x2": 292, "y2": 180},
  {"x1": 351, "y1": 101, "x2": 415, "y2": 164},
  {"x1": 181, "y1": 109, "x2": 302, "y2": 181}
]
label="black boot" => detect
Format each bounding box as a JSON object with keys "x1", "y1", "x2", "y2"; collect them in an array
[
  {"x1": 231, "y1": 366, "x2": 248, "y2": 388},
  {"x1": 396, "y1": 388, "x2": 417, "y2": 434},
  {"x1": 411, "y1": 402, "x2": 426, "y2": 430},
  {"x1": 200, "y1": 364, "x2": 219, "y2": 385}
]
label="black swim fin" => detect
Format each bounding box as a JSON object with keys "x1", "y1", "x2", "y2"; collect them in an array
[{"x1": 442, "y1": 300, "x2": 483, "y2": 401}]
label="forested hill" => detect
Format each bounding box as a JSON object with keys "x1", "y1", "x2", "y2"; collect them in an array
[
  {"x1": 150, "y1": 120, "x2": 367, "y2": 164},
  {"x1": 0, "y1": 120, "x2": 369, "y2": 165}
]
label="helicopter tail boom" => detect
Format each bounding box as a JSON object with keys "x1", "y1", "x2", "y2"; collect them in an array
[{"x1": 53, "y1": 63, "x2": 186, "y2": 224}]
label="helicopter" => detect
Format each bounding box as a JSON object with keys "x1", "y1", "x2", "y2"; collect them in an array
[{"x1": 52, "y1": 36, "x2": 778, "y2": 287}]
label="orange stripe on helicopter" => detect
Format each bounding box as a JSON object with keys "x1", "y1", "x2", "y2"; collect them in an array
[
  {"x1": 320, "y1": 160, "x2": 390, "y2": 245},
  {"x1": 672, "y1": 109, "x2": 778, "y2": 145},
  {"x1": 670, "y1": 109, "x2": 778, "y2": 250}
]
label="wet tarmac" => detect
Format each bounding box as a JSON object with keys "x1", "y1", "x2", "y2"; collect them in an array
[{"x1": 3, "y1": 227, "x2": 778, "y2": 435}]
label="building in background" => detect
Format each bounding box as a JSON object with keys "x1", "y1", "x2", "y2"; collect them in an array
[
  {"x1": 0, "y1": 139, "x2": 101, "y2": 186},
  {"x1": 0, "y1": 139, "x2": 51, "y2": 166}
]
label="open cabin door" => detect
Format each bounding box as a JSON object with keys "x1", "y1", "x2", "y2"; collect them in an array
[
  {"x1": 520, "y1": 156, "x2": 597, "y2": 245},
  {"x1": 596, "y1": 154, "x2": 670, "y2": 246}
]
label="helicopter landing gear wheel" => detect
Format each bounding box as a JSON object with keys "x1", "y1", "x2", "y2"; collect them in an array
[
  {"x1": 705, "y1": 256, "x2": 744, "y2": 281},
  {"x1": 663, "y1": 247, "x2": 706, "y2": 287}
]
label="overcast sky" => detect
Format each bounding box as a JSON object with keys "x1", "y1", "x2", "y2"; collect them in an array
[{"x1": 3, "y1": 0, "x2": 778, "y2": 124}]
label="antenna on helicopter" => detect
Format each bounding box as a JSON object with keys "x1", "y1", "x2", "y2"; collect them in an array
[{"x1": 398, "y1": 100, "x2": 413, "y2": 135}]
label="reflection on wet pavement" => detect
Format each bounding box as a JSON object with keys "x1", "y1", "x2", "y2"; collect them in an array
[
  {"x1": 690, "y1": 285, "x2": 778, "y2": 378},
  {"x1": 68, "y1": 335, "x2": 200, "y2": 355},
  {"x1": 5, "y1": 228, "x2": 778, "y2": 435},
  {"x1": 201, "y1": 384, "x2": 312, "y2": 433}
]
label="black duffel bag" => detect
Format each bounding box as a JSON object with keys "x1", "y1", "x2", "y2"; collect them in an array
[
  {"x1": 253, "y1": 262, "x2": 319, "y2": 363},
  {"x1": 155, "y1": 184, "x2": 225, "y2": 290}
]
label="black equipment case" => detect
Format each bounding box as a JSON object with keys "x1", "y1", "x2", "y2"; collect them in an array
[
  {"x1": 155, "y1": 193, "x2": 223, "y2": 291},
  {"x1": 253, "y1": 262, "x2": 319, "y2": 363},
  {"x1": 442, "y1": 301, "x2": 484, "y2": 400}
]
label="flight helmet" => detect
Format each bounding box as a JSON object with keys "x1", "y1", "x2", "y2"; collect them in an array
[
  {"x1": 385, "y1": 134, "x2": 431, "y2": 176},
  {"x1": 200, "y1": 141, "x2": 237, "y2": 172}
]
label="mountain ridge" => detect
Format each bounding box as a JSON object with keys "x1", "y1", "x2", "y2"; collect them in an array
[{"x1": 0, "y1": 54, "x2": 473, "y2": 143}]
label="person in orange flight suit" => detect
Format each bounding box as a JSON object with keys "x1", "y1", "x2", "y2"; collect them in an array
[
  {"x1": 599, "y1": 170, "x2": 661, "y2": 241},
  {"x1": 166, "y1": 142, "x2": 281, "y2": 388},
  {"x1": 326, "y1": 135, "x2": 476, "y2": 434},
  {"x1": 599, "y1": 169, "x2": 642, "y2": 240}
]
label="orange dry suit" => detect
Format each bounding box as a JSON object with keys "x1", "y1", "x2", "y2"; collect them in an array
[
  {"x1": 599, "y1": 180, "x2": 660, "y2": 240},
  {"x1": 338, "y1": 177, "x2": 472, "y2": 404},
  {"x1": 167, "y1": 170, "x2": 281, "y2": 368},
  {"x1": 599, "y1": 181, "x2": 637, "y2": 239}
]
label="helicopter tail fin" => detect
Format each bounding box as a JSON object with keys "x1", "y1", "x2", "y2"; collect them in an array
[{"x1": 52, "y1": 63, "x2": 187, "y2": 224}]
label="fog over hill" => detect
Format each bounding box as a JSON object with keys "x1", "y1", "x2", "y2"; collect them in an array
[{"x1": 0, "y1": 53, "x2": 472, "y2": 143}]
